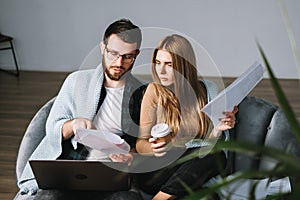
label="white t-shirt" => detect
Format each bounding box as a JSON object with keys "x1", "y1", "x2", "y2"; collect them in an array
[{"x1": 87, "y1": 86, "x2": 125, "y2": 161}]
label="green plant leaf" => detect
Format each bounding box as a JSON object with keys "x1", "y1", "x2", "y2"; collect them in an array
[{"x1": 173, "y1": 140, "x2": 300, "y2": 199}]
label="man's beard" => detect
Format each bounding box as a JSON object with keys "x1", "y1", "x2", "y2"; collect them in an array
[{"x1": 102, "y1": 58, "x2": 133, "y2": 81}]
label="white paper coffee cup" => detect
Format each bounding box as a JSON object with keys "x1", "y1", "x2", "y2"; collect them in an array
[{"x1": 151, "y1": 123, "x2": 172, "y2": 143}]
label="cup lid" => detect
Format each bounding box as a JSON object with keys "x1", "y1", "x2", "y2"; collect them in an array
[{"x1": 151, "y1": 123, "x2": 170, "y2": 138}]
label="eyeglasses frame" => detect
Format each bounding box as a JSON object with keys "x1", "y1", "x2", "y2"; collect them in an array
[{"x1": 105, "y1": 46, "x2": 138, "y2": 64}]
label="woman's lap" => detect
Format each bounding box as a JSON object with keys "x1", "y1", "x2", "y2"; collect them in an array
[{"x1": 134, "y1": 149, "x2": 227, "y2": 198}]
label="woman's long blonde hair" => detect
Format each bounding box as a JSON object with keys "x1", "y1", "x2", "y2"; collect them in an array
[{"x1": 152, "y1": 34, "x2": 211, "y2": 142}]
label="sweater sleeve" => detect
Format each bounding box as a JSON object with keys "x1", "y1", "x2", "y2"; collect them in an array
[
  {"x1": 136, "y1": 84, "x2": 160, "y2": 154},
  {"x1": 18, "y1": 66, "x2": 104, "y2": 194},
  {"x1": 139, "y1": 83, "x2": 159, "y2": 139}
]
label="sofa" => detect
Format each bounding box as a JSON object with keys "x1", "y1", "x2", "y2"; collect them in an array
[
  {"x1": 217, "y1": 96, "x2": 300, "y2": 199},
  {"x1": 14, "y1": 96, "x2": 300, "y2": 199}
]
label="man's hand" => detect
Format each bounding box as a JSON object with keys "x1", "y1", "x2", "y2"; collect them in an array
[
  {"x1": 62, "y1": 118, "x2": 96, "y2": 140},
  {"x1": 109, "y1": 153, "x2": 134, "y2": 166}
]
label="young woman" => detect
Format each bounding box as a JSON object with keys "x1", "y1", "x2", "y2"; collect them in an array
[{"x1": 135, "y1": 34, "x2": 238, "y2": 200}]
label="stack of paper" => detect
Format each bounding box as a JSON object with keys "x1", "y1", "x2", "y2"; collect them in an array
[
  {"x1": 201, "y1": 61, "x2": 266, "y2": 127},
  {"x1": 74, "y1": 128, "x2": 130, "y2": 155}
]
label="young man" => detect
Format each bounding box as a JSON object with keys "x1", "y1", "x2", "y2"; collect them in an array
[{"x1": 17, "y1": 19, "x2": 146, "y2": 200}]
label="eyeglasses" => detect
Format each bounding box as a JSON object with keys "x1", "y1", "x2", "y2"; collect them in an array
[{"x1": 105, "y1": 46, "x2": 137, "y2": 64}]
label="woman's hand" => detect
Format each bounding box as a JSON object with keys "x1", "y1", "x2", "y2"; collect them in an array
[
  {"x1": 218, "y1": 106, "x2": 238, "y2": 130},
  {"x1": 149, "y1": 138, "x2": 172, "y2": 157},
  {"x1": 213, "y1": 106, "x2": 238, "y2": 137},
  {"x1": 109, "y1": 153, "x2": 134, "y2": 166}
]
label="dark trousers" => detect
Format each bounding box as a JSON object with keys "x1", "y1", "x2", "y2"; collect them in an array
[
  {"x1": 33, "y1": 189, "x2": 143, "y2": 200},
  {"x1": 133, "y1": 148, "x2": 227, "y2": 198}
]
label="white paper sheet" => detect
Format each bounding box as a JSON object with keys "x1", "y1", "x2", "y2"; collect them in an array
[
  {"x1": 74, "y1": 128, "x2": 130, "y2": 155},
  {"x1": 201, "y1": 61, "x2": 266, "y2": 127}
]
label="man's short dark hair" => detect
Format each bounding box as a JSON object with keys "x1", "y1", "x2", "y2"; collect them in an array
[{"x1": 103, "y1": 18, "x2": 142, "y2": 49}]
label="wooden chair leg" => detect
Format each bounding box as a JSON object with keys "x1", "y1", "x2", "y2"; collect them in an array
[
  {"x1": 0, "y1": 39, "x2": 20, "y2": 77},
  {"x1": 9, "y1": 40, "x2": 20, "y2": 77}
]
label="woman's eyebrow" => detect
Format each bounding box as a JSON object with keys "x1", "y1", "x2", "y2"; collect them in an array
[{"x1": 155, "y1": 59, "x2": 172, "y2": 64}]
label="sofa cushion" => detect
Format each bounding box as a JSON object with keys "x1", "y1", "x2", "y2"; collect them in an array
[
  {"x1": 231, "y1": 96, "x2": 278, "y2": 172},
  {"x1": 260, "y1": 109, "x2": 300, "y2": 171}
]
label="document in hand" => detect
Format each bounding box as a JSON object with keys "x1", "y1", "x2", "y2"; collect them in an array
[
  {"x1": 201, "y1": 61, "x2": 266, "y2": 127},
  {"x1": 74, "y1": 128, "x2": 130, "y2": 155}
]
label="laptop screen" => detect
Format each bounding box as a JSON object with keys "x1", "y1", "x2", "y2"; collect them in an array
[{"x1": 29, "y1": 160, "x2": 130, "y2": 191}]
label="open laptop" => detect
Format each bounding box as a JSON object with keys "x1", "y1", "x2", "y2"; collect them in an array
[{"x1": 29, "y1": 160, "x2": 130, "y2": 191}]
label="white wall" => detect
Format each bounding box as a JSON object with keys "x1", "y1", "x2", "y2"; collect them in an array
[{"x1": 0, "y1": 0, "x2": 299, "y2": 78}]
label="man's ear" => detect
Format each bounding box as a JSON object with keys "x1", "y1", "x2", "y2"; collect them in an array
[
  {"x1": 135, "y1": 49, "x2": 140, "y2": 57},
  {"x1": 100, "y1": 42, "x2": 105, "y2": 55}
]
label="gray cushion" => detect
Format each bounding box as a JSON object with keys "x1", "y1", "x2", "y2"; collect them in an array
[
  {"x1": 260, "y1": 109, "x2": 300, "y2": 171},
  {"x1": 229, "y1": 96, "x2": 300, "y2": 174},
  {"x1": 232, "y1": 96, "x2": 278, "y2": 171},
  {"x1": 16, "y1": 97, "x2": 55, "y2": 182}
]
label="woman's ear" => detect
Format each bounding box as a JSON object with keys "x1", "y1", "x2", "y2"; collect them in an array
[{"x1": 100, "y1": 42, "x2": 105, "y2": 55}]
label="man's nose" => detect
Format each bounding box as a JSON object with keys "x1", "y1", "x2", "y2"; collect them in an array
[{"x1": 114, "y1": 56, "x2": 123, "y2": 66}]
